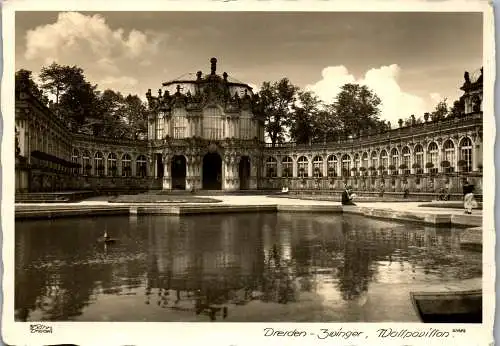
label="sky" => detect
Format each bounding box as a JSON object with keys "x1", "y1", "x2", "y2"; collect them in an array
[{"x1": 15, "y1": 11, "x2": 483, "y2": 124}]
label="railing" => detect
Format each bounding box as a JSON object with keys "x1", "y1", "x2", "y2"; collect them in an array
[{"x1": 264, "y1": 112, "x2": 482, "y2": 149}]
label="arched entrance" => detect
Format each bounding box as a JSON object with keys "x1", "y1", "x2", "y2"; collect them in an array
[
  {"x1": 203, "y1": 153, "x2": 222, "y2": 190},
  {"x1": 171, "y1": 155, "x2": 186, "y2": 190},
  {"x1": 239, "y1": 156, "x2": 251, "y2": 190}
]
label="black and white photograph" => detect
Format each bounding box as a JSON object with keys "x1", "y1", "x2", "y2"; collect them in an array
[{"x1": 2, "y1": 1, "x2": 495, "y2": 345}]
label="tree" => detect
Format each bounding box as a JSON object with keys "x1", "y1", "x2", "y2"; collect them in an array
[
  {"x1": 289, "y1": 91, "x2": 322, "y2": 144},
  {"x1": 258, "y1": 78, "x2": 298, "y2": 146},
  {"x1": 449, "y1": 97, "x2": 465, "y2": 118},
  {"x1": 330, "y1": 84, "x2": 384, "y2": 138},
  {"x1": 93, "y1": 89, "x2": 128, "y2": 138},
  {"x1": 403, "y1": 114, "x2": 423, "y2": 127},
  {"x1": 430, "y1": 98, "x2": 449, "y2": 121},
  {"x1": 38, "y1": 62, "x2": 97, "y2": 129},
  {"x1": 122, "y1": 94, "x2": 148, "y2": 140},
  {"x1": 15, "y1": 69, "x2": 43, "y2": 100}
]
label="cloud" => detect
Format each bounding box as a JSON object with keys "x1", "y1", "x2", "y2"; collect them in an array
[
  {"x1": 99, "y1": 76, "x2": 139, "y2": 95},
  {"x1": 305, "y1": 64, "x2": 443, "y2": 124},
  {"x1": 24, "y1": 12, "x2": 165, "y2": 94}
]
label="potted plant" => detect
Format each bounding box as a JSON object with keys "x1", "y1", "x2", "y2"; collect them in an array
[
  {"x1": 458, "y1": 160, "x2": 467, "y2": 171},
  {"x1": 440, "y1": 160, "x2": 450, "y2": 168},
  {"x1": 388, "y1": 164, "x2": 396, "y2": 171},
  {"x1": 425, "y1": 162, "x2": 434, "y2": 169},
  {"x1": 399, "y1": 164, "x2": 408, "y2": 170}
]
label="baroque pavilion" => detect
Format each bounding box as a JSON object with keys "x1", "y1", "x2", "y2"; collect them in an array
[{"x1": 14, "y1": 58, "x2": 483, "y2": 198}]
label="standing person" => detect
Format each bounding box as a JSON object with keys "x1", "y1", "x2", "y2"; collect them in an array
[{"x1": 462, "y1": 178, "x2": 476, "y2": 214}]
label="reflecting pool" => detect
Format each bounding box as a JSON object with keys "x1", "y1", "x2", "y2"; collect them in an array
[{"x1": 15, "y1": 213, "x2": 482, "y2": 322}]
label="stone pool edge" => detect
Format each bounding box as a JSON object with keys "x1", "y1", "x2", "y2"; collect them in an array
[{"x1": 15, "y1": 203, "x2": 481, "y2": 227}]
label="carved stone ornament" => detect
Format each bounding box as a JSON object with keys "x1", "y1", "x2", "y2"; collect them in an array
[{"x1": 208, "y1": 143, "x2": 218, "y2": 153}]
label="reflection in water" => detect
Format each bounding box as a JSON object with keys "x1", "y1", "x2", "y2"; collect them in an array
[{"x1": 15, "y1": 214, "x2": 481, "y2": 322}]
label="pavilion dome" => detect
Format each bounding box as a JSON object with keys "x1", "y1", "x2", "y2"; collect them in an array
[{"x1": 161, "y1": 58, "x2": 255, "y2": 99}]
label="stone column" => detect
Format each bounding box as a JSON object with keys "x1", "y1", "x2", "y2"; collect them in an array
[
  {"x1": 249, "y1": 155, "x2": 258, "y2": 189},
  {"x1": 162, "y1": 154, "x2": 171, "y2": 190}
]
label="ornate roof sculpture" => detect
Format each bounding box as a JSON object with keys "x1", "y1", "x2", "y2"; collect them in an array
[
  {"x1": 461, "y1": 67, "x2": 483, "y2": 92},
  {"x1": 145, "y1": 58, "x2": 264, "y2": 119}
]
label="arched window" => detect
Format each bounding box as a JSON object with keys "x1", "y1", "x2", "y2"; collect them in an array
[
  {"x1": 136, "y1": 155, "x2": 147, "y2": 177},
  {"x1": 362, "y1": 152, "x2": 369, "y2": 169},
  {"x1": 414, "y1": 144, "x2": 424, "y2": 173},
  {"x1": 122, "y1": 154, "x2": 132, "y2": 177},
  {"x1": 402, "y1": 146, "x2": 411, "y2": 174},
  {"x1": 427, "y1": 142, "x2": 439, "y2": 173},
  {"x1": 203, "y1": 107, "x2": 223, "y2": 140},
  {"x1": 370, "y1": 151, "x2": 378, "y2": 170},
  {"x1": 379, "y1": 150, "x2": 388, "y2": 170},
  {"x1": 327, "y1": 155, "x2": 338, "y2": 177},
  {"x1": 156, "y1": 112, "x2": 164, "y2": 140},
  {"x1": 281, "y1": 156, "x2": 293, "y2": 178},
  {"x1": 107, "y1": 153, "x2": 117, "y2": 176},
  {"x1": 94, "y1": 152, "x2": 104, "y2": 176},
  {"x1": 82, "y1": 150, "x2": 91, "y2": 176},
  {"x1": 460, "y1": 137, "x2": 473, "y2": 172},
  {"x1": 341, "y1": 154, "x2": 351, "y2": 176},
  {"x1": 297, "y1": 156, "x2": 308, "y2": 178},
  {"x1": 72, "y1": 149, "x2": 79, "y2": 175},
  {"x1": 265, "y1": 157, "x2": 277, "y2": 178},
  {"x1": 313, "y1": 156, "x2": 323, "y2": 178},
  {"x1": 353, "y1": 154, "x2": 360, "y2": 171},
  {"x1": 443, "y1": 140, "x2": 455, "y2": 172},
  {"x1": 172, "y1": 109, "x2": 187, "y2": 139},
  {"x1": 390, "y1": 148, "x2": 399, "y2": 172}
]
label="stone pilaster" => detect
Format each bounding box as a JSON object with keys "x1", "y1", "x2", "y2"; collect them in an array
[{"x1": 162, "y1": 154, "x2": 171, "y2": 190}]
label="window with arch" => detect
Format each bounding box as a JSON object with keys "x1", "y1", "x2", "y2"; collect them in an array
[
  {"x1": 402, "y1": 146, "x2": 411, "y2": 174},
  {"x1": 156, "y1": 113, "x2": 164, "y2": 140},
  {"x1": 327, "y1": 155, "x2": 338, "y2": 177},
  {"x1": 297, "y1": 156, "x2": 308, "y2": 178},
  {"x1": 107, "y1": 153, "x2": 118, "y2": 176},
  {"x1": 370, "y1": 151, "x2": 378, "y2": 174},
  {"x1": 281, "y1": 156, "x2": 293, "y2": 178},
  {"x1": 71, "y1": 149, "x2": 79, "y2": 175},
  {"x1": 313, "y1": 156, "x2": 323, "y2": 178},
  {"x1": 266, "y1": 157, "x2": 278, "y2": 178},
  {"x1": 203, "y1": 107, "x2": 223, "y2": 140},
  {"x1": 172, "y1": 109, "x2": 187, "y2": 139},
  {"x1": 122, "y1": 154, "x2": 132, "y2": 177},
  {"x1": 443, "y1": 140, "x2": 455, "y2": 172},
  {"x1": 341, "y1": 154, "x2": 351, "y2": 176},
  {"x1": 82, "y1": 150, "x2": 91, "y2": 176},
  {"x1": 414, "y1": 145, "x2": 424, "y2": 173},
  {"x1": 380, "y1": 150, "x2": 388, "y2": 170},
  {"x1": 354, "y1": 154, "x2": 360, "y2": 170},
  {"x1": 94, "y1": 152, "x2": 104, "y2": 176},
  {"x1": 390, "y1": 148, "x2": 399, "y2": 173},
  {"x1": 136, "y1": 155, "x2": 148, "y2": 177},
  {"x1": 460, "y1": 137, "x2": 473, "y2": 172},
  {"x1": 362, "y1": 152, "x2": 369, "y2": 169},
  {"x1": 427, "y1": 142, "x2": 439, "y2": 173}
]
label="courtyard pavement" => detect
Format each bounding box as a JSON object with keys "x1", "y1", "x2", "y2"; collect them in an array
[{"x1": 15, "y1": 194, "x2": 483, "y2": 217}]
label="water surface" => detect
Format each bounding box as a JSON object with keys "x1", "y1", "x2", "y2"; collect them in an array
[{"x1": 15, "y1": 213, "x2": 481, "y2": 322}]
